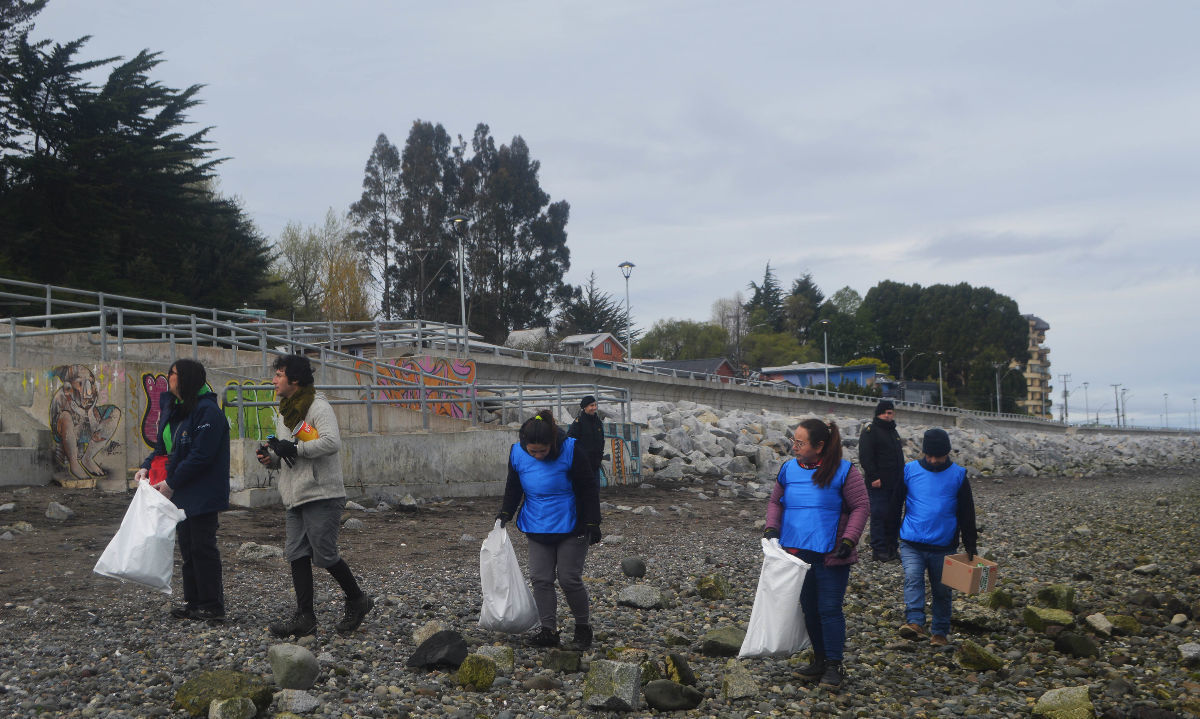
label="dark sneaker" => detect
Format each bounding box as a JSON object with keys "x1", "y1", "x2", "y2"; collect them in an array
[
  {"x1": 572, "y1": 624, "x2": 593, "y2": 649},
  {"x1": 886, "y1": 549, "x2": 901, "y2": 563},
  {"x1": 930, "y1": 634, "x2": 949, "y2": 646},
  {"x1": 170, "y1": 605, "x2": 197, "y2": 620},
  {"x1": 899, "y1": 623, "x2": 927, "y2": 640},
  {"x1": 335, "y1": 594, "x2": 374, "y2": 634},
  {"x1": 270, "y1": 611, "x2": 317, "y2": 638},
  {"x1": 194, "y1": 608, "x2": 225, "y2": 623},
  {"x1": 530, "y1": 627, "x2": 560, "y2": 647},
  {"x1": 872, "y1": 550, "x2": 890, "y2": 562},
  {"x1": 819, "y1": 660, "x2": 845, "y2": 688},
  {"x1": 796, "y1": 653, "x2": 825, "y2": 681}
]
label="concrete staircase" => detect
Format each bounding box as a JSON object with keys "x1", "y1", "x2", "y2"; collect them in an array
[{"x1": 0, "y1": 412, "x2": 51, "y2": 487}]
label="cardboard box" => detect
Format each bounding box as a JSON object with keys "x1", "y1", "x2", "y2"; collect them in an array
[{"x1": 940, "y1": 553, "x2": 999, "y2": 594}]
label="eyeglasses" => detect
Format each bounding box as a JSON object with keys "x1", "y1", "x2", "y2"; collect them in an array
[
  {"x1": 787, "y1": 437, "x2": 808, "y2": 447},
  {"x1": 168, "y1": 370, "x2": 178, "y2": 377}
]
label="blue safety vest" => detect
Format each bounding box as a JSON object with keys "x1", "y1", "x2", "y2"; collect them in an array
[
  {"x1": 511, "y1": 438, "x2": 578, "y2": 534},
  {"x1": 778, "y1": 458, "x2": 851, "y2": 553},
  {"x1": 899, "y1": 460, "x2": 966, "y2": 547}
]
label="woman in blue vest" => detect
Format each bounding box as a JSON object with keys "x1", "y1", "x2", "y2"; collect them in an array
[
  {"x1": 896, "y1": 428, "x2": 977, "y2": 646},
  {"x1": 497, "y1": 410, "x2": 601, "y2": 649},
  {"x1": 764, "y1": 418, "x2": 868, "y2": 688}
]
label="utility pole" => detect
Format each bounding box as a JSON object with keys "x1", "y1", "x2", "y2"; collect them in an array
[
  {"x1": 1111, "y1": 384, "x2": 1121, "y2": 428},
  {"x1": 1082, "y1": 382, "x2": 1089, "y2": 426},
  {"x1": 1120, "y1": 388, "x2": 1129, "y2": 427},
  {"x1": 1059, "y1": 373, "x2": 1071, "y2": 424}
]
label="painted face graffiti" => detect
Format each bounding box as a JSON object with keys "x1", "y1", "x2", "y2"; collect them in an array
[{"x1": 49, "y1": 364, "x2": 122, "y2": 481}]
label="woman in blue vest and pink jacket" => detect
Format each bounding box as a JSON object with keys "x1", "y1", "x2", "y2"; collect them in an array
[
  {"x1": 497, "y1": 410, "x2": 601, "y2": 649},
  {"x1": 764, "y1": 418, "x2": 868, "y2": 688}
]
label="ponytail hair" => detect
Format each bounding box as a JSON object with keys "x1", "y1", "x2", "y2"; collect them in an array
[
  {"x1": 519, "y1": 409, "x2": 561, "y2": 456},
  {"x1": 798, "y1": 418, "x2": 843, "y2": 488}
]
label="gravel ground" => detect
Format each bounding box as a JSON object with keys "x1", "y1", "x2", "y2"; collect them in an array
[{"x1": 0, "y1": 469, "x2": 1197, "y2": 718}]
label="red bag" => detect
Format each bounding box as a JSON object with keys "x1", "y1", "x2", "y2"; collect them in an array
[{"x1": 148, "y1": 455, "x2": 168, "y2": 486}]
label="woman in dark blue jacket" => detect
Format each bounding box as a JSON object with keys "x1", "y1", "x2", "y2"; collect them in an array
[
  {"x1": 497, "y1": 410, "x2": 601, "y2": 649},
  {"x1": 135, "y1": 359, "x2": 230, "y2": 621}
]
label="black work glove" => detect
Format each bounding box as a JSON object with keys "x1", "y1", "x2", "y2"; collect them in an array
[
  {"x1": 763, "y1": 527, "x2": 780, "y2": 540},
  {"x1": 495, "y1": 511, "x2": 512, "y2": 528},
  {"x1": 268, "y1": 436, "x2": 297, "y2": 467},
  {"x1": 833, "y1": 538, "x2": 855, "y2": 559},
  {"x1": 255, "y1": 444, "x2": 270, "y2": 462},
  {"x1": 966, "y1": 546, "x2": 977, "y2": 563},
  {"x1": 586, "y1": 524, "x2": 602, "y2": 545}
]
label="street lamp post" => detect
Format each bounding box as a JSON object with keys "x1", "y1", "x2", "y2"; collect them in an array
[
  {"x1": 993, "y1": 362, "x2": 1022, "y2": 415},
  {"x1": 936, "y1": 351, "x2": 944, "y2": 407},
  {"x1": 1163, "y1": 393, "x2": 1168, "y2": 429},
  {"x1": 1082, "y1": 382, "x2": 1089, "y2": 426},
  {"x1": 449, "y1": 215, "x2": 469, "y2": 355},
  {"x1": 1111, "y1": 384, "x2": 1121, "y2": 428},
  {"x1": 820, "y1": 319, "x2": 831, "y2": 395},
  {"x1": 1120, "y1": 388, "x2": 1129, "y2": 427},
  {"x1": 618, "y1": 261, "x2": 635, "y2": 360}
]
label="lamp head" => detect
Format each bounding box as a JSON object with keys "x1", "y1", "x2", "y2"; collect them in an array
[{"x1": 618, "y1": 261, "x2": 635, "y2": 279}]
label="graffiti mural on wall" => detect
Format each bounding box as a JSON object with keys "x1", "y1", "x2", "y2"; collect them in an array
[
  {"x1": 49, "y1": 364, "x2": 122, "y2": 481},
  {"x1": 139, "y1": 372, "x2": 169, "y2": 447},
  {"x1": 222, "y1": 380, "x2": 278, "y2": 441},
  {"x1": 353, "y1": 356, "x2": 476, "y2": 419}
]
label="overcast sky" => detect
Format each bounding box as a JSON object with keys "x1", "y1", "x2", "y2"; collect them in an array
[{"x1": 33, "y1": 1, "x2": 1200, "y2": 427}]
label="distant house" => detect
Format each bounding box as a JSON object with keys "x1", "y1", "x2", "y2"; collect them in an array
[
  {"x1": 760, "y1": 361, "x2": 876, "y2": 389},
  {"x1": 641, "y1": 357, "x2": 736, "y2": 382},
  {"x1": 560, "y1": 333, "x2": 627, "y2": 362}
]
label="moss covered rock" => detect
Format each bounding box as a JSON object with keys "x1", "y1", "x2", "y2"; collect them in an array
[
  {"x1": 986, "y1": 589, "x2": 1014, "y2": 609},
  {"x1": 173, "y1": 670, "x2": 272, "y2": 718},
  {"x1": 1036, "y1": 584, "x2": 1076, "y2": 611},
  {"x1": 956, "y1": 639, "x2": 1005, "y2": 671},
  {"x1": 456, "y1": 654, "x2": 496, "y2": 691},
  {"x1": 696, "y1": 574, "x2": 731, "y2": 600},
  {"x1": 1108, "y1": 614, "x2": 1142, "y2": 636},
  {"x1": 665, "y1": 653, "x2": 696, "y2": 685},
  {"x1": 1024, "y1": 606, "x2": 1075, "y2": 632},
  {"x1": 700, "y1": 626, "x2": 745, "y2": 656}
]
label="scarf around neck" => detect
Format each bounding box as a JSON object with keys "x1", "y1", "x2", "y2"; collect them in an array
[{"x1": 280, "y1": 385, "x2": 316, "y2": 430}]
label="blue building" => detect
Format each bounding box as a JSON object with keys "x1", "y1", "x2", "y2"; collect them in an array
[{"x1": 760, "y1": 362, "x2": 877, "y2": 389}]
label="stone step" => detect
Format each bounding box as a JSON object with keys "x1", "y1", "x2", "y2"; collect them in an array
[
  {"x1": 0, "y1": 447, "x2": 52, "y2": 487},
  {"x1": 0, "y1": 431, "x2": 22, "y2": 447}
]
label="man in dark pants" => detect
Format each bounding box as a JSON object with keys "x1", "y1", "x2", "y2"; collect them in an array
[
  {"x1": 858, "y1": 400, "x2": 905, "y2": 562},
  {"x1": 567, "y1": 395, "x2": 604, "y2": 483}
]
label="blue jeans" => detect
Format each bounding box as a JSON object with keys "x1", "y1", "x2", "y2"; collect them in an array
[
  {"x1": 799, "y1": 561, "x2": 851, "y2": 661},
  {"x1": 899, "y1": 541, "x2": 952, "y2": 636}
]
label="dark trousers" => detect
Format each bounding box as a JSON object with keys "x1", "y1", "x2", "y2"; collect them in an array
[
  {"x1": 799, "y1": 562, "x2": 851, "y2": 661},
  {"x1": 178, "y1": 512, "x2": 223, "y2": 613},
  {"x1": 867, "y1": 485, "x2": 901, "y2": 553}
]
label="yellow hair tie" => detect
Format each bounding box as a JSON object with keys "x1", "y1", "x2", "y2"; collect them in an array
[{"x1": 535, "y1": 415, "x2": 543, "y2": 420}]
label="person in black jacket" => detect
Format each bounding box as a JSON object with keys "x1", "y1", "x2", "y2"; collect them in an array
[
  {"x1": 497, "y1": 410, "x2": 601, "y2": 649},
  {"x1": 134, "y1": 359, "x2": 230, "y2": 621},
  {"x1": 567, "y1": 395, "x2": 604, "y2": 482},
  {"x1": 858, "y1": 400, "x2": 905, "y2": 562}
]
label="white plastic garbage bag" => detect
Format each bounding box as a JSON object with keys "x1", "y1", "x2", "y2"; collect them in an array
[
  {"x1": 739, "y1": 537, "x2": 812, "y2": 657},
  {"x1": 93, "y1": 479, "x2": 186, "y2": 594},
  {"x1": 478, "y1": 520, "x2": 540, "y2": 633}
]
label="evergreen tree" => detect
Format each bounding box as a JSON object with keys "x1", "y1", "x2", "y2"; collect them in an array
[
  {"x1": 556, "y1": 271, "x2": 633, "y2": 339},
  {"x1": 0, "y1": 26, "x2": 270, "y2": 306},
  {"x1": 348, "y1": 133, "x2": 401, "y2": 319},
  {"x1": 784, "y1": 272, "x2": 825, "y2": 341},
  {"x1": 453, "y1": 124, "x2": 571, "y2": 343},
  {"x1": 745, "y1": 262, "x2": 785, "y2": 332}
]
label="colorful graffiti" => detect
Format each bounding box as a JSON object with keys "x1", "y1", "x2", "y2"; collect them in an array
[
  {"x1": 222, "y1": 380, "x2": 278, "y2": 441},
  {"x1": 49, "y1": 364, "x2": 122, "y2": 481},
  {"x1": 352, "y1": 356, "x2": 476, "y2": 419},
  {"x1": 139, "y1": 372, "x2": 169, "y2": 447}
]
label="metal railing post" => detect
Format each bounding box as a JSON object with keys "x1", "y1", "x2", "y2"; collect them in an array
[
  {"x1": 211, "y1": 309, "x2": 218, "y2": 347},
  {"x1": 116, "y1": 308, "x2": 125, "y2": 358},
  {"x1": 8, "y1": 317, "x2": 15, "y2": 366},
  {"x1": 160, "y1": 302, "x2": 168, "y2": 340},
  {"x1": 374, "y1": 320, "x2": 381, "y2": 360},
  {"x1": 189, "y1": 315, "x2": 198, "y2": 359},
  {"x1": 98, "y1": 294, "x2": 108, "y2": 362},
  {"x1": 259, "y1": 329, "x2": 267, "y2": 370},
  {"x1": 236, "y1": 390, "x2": 246, "y2": 440},
  {"x1": 44, "y1": 284, "x2": 51, "y2": 328}
]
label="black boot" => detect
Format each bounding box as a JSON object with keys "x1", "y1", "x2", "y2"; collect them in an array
[
  {"x1": 335, "y1": 594, "x2": 374, "y2": 634},
  {"x1": 530, "y1": 627, "x2": 560, "y2": 647},
  {"x1": 796, "y1": 651, "x2": 825, "y2": 680},
  {"x1": 572, "y1": 624, "x2": 593, "y2": 649},
  {"x1": 269, "y1": 610, "x2": 317, "y2": 638},
  {"x1": 819, "y1": 660, "x2": 845, "y2": 688}
]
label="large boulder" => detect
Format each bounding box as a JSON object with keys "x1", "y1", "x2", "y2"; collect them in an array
[
  {"x1": 268, "y1": 643, "x2": 320, "y2": 690},
  {"x1": 721, "y1": 658, "x2": 758, "y2": 701},
  {"x1": 583, "y1": 660, "x2": 641, "y2": 711},
  {"x1": 643, "y1": 679, "x2": 703, "y2": 711},
  {"x1": 617, "y1": 584, "x2": 664, "y2": 609},
  {"x1": 1033, "y1": 685, "x2": 1095, "y2": 718},
  {"x1": 700, "y1": 626, "x2": 745, "y2": 657},
  {"x1": 173, "y1": 670, "x2": 273, "y2": 718},
  {"x1": 407, "y1": 630, "x2": 469, "y2": 669}
]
